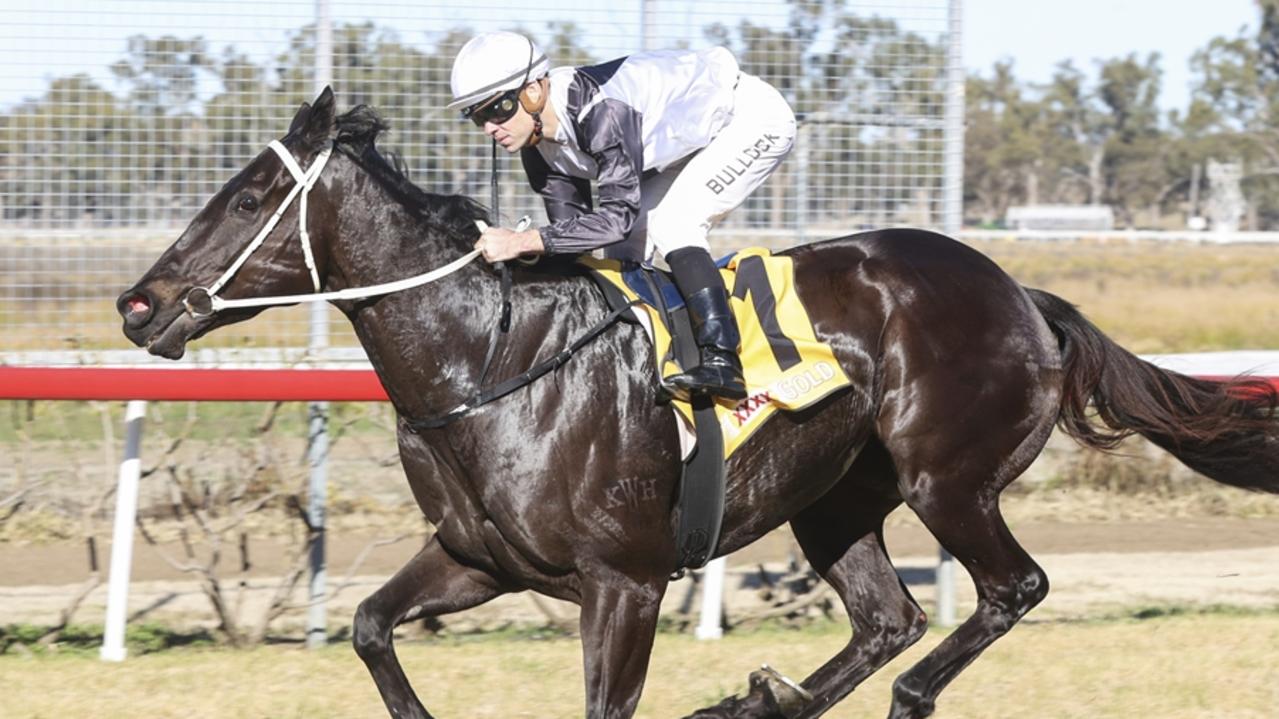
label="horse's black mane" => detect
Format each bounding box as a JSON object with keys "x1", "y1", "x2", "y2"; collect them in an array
[{"x1": 334, "y1": 105, "x2": 489, "y2": 249}]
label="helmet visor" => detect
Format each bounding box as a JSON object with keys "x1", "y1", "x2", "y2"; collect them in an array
[{"x1": 461, "y1": 89, "x2": 521, "y2": 127}]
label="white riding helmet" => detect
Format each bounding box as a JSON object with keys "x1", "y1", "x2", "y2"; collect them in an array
[{"x1": 447, "y1": 32, "x2": 550, "y2": 111}]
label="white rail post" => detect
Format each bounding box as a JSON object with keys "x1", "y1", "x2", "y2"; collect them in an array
[
  {"x1": 936, "y1": 547, "x2": 957, "y2": 628},
  {"x1": 695, "y1": 556, "x2": 727, "y2": 640},
  {"x1": 100, "y1": 400, "x2": 147, "y2": 662}
]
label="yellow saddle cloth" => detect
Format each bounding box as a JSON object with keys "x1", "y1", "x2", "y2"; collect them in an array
[{"x1": 581, "y1": 248, "x2": 852, "y2": 458}]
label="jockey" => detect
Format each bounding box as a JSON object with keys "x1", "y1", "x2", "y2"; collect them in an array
[{"x1": 448, "y1": 31, "x2": 796, "y2": 402}]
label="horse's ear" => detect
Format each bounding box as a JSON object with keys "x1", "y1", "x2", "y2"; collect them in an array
[
  {"x1": 287, "y1": 101, "x2": 313, "y2": 137},
  {"x1": 297, "y1": 86, "x2": 337, "y2": 151}
]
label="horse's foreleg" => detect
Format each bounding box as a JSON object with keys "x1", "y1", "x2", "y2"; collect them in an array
[
  {"x1": 786, "y1": 443, "x2": 928, "y2": 718},
  {"x1": 684, "y1": 441, "x2": 926, "y2": 719},
  {"x1": 579, "y1": 574, "x2": 666, "y2": 719},
  {"x1": 354, "y1": 535, "x2": 505, "y2": 719}
]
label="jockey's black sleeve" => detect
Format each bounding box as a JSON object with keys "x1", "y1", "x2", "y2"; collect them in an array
[
  {"x1": 520, "y1": 147, "x2": 594, "y2": 224},
  {"x1": 534, "y1": 98, "x2": 644, "y2": 254}
]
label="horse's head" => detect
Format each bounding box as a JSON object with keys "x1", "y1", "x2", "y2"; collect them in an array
[{"x1": 117, "y1": 88, "x2": 339, "y2": 359}]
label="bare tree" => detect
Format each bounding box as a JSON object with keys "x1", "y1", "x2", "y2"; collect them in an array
[
  {"x1": 134, "y1": 401, "x2": 412, "y2": 647},
  {"x1": 15, "y1": 402, "x2": 120, "y2": 647}
]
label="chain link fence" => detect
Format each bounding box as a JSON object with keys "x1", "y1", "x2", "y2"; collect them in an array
[{"x1": 1, "y1": 0, "x2": 962, "y2": 366}]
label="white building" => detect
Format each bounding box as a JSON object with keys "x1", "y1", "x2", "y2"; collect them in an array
[{"x1": 1006, "y1": 205, "x2": 1115, "y2": 231}]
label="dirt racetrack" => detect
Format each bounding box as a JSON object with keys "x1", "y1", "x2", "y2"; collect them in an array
[{"x1": 3, "y1": 514, "x2": 1278, "y2": 633}]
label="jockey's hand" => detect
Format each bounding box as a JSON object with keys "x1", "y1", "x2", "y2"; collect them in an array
[{"x1": 475, "y1": 226, "x2": 545, "y2": 263}]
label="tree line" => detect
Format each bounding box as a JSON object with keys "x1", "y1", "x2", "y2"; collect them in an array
[
  {"x1": 2, "y1": 0, "x2": 1277, "y2": 232},
  {"x1": 967, "y1": 1, "x2": 1279, "y2": 230}
]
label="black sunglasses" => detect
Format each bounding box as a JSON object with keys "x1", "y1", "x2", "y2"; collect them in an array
[{"x1": 462, "y1": 88, "x2": 521, "y2": 127}]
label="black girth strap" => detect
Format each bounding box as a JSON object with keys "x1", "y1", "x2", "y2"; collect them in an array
[
  {"x1": 653, "y1": 273, "x2": 726, "y2": 572},
  {"x1": 405, "y1": 299, "x2": 639, "y2": 432}
]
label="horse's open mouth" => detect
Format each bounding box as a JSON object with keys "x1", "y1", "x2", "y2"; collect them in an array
[{"x1": 143, "y1": 309, "x2": 210, "y2": 360}]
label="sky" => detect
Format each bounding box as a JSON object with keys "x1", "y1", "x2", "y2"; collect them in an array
[{"x1": 965, "y1": 0, "x2": 1260, "y2": 113}]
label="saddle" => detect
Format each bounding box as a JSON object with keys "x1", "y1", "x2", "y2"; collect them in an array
[{"x1": 581, "y1": 248, "x2": 852, "y2": 570}]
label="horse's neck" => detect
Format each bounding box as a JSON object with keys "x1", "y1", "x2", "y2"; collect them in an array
[
  {"x1": 328, "y1": 194, "x2": 604, "y2": 420},
  {"x1": 328, "y1": 218, "x2": 483, "y2": 414}
]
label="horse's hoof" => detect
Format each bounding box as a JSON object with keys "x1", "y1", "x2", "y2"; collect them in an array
[
  {"x1": 749, "y1": 665, "x2": 813, "y2": 719},
  {"x1": 683, "y1": 665, "x2": 811, "y2": 719}
]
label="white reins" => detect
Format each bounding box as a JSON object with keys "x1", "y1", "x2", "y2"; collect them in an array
[{"x1": 183, "y1": 140, "x2": 485, "y2": 317}]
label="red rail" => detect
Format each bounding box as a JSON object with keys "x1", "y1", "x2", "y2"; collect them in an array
[
  {"x1": 0, "y1": 367, "x2": 390, "y2": 401},
  {"x1": 0, "y1": 366, "x2": 1275, "y2": 402}
]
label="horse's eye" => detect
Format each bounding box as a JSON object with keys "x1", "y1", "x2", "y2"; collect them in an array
[{"x1": 238, "y1": 195, "x2": 259, "y2": 212}]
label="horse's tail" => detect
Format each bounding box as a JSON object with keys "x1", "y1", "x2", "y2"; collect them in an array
[{"x1": 1025, "y1": 287, "x2": 1279, "y2": 493}]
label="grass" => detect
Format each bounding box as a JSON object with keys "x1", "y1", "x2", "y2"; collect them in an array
[
  {"x1": 974, "y1": 240, "x2": 1279, "y2": 353},
  {"x1": 2, "y1": 612, "x2": 1278, "y2": 717},
  {"x1": 0, "y1": 299, "x2": 354, "y2": 352},
  {"x1": 0, "y1": 622, "x2": 215, "y2": 657}
]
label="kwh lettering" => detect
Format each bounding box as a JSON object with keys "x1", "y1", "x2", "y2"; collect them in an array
[{"x1": 604, "y1": 477, "x2": 659, "y2": 510}]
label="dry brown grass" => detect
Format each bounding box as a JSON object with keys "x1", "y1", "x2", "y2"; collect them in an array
[
  {"x1": 974, "y1": 239, "x2": 1279, "y2": 353},
  {"x1": 3, "y1": 613, "x2": 1278, "y2": 718},
  {"x1": 0, "y1": 300, "x2": 356, "y2": 351},
  {"x1": 997, "y1": 432, "x2": 1279, "y2": 522},
  {"x1": 4, "y1": 238, "x2": 1277, "y2": 352}
]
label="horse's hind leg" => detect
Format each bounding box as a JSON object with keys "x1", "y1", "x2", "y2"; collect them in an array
[
  {"x1": 882, "y1": 432, "x2": 1053, "y2": 718},
  {"x1": 353, "y1": 535, "x2": 505, "y2": 719},
  {"x1": 883, "y1": 496, "x2": 1046, "y2": 719}
]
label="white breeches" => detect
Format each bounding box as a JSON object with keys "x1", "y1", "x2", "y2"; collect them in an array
[{"x1": 608, "y1": 73, "x2": 796, "y2": 263}]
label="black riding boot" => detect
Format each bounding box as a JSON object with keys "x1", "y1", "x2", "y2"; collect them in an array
[{"x1": 663, "y1": 247, "x2": 748, "y2": 401}]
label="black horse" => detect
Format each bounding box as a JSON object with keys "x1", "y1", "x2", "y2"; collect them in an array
[{"x1": 118, "y1": 89, "x2": 1279, "y2": 719}]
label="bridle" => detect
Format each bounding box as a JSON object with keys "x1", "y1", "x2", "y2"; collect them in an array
[
  {"x1": 182, "y1": 139, "x2": 481, "y2": 317},
  {"x1": 176, "y1": 135, "x2": 637, "y2": 430}
]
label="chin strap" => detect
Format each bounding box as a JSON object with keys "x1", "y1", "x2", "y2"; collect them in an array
[
  {"x1": 528, "y1": 113, "x2": 544, "y2": 146},
  {"x1": 521, "y1": 77, "x2": 549, "y2": 147}
]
